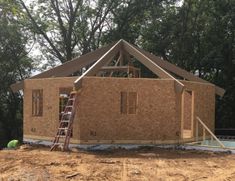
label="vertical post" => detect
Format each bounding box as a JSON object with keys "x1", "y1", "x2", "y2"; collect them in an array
[
  {"x1": 203, "y1": 127, "x2": 206, "y2": 141},
  {"x1": 191, "y1": 91, "x2": 195, "y2": 138},
  {"x1": 119, "y1": 50, "x2": 123, "y2": 66},
  {"x1": 180, "y1": 90, "x2": 185, "y2": 139},
  {"x1": 196, "y1": 119, "x2": 198, "y2": 142}
]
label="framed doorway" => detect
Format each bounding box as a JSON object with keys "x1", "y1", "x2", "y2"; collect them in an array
[{"x1": 181, "y1": 90, "x2": 194, "y2": 139}]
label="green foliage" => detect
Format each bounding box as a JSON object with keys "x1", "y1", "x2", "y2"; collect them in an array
[{"x1": 0, "y1": 1, "x2": 33, "y2": 148}]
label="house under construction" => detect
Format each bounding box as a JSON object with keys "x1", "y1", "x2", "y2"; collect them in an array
[{"x1": 11, "y1": 39, "x2": 225, "y2": 150}]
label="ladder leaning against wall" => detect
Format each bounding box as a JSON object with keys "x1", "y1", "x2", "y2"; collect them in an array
[{"x1": 50, "y1": 90, "x2": 79, "y2": 151}]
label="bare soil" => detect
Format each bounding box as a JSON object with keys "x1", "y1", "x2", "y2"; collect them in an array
[{"x1": 0, "y1": 145, "x2": 235, "y2": 181}]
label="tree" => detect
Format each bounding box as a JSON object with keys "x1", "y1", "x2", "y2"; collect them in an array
[
  {"x1": 0, "y1": 0, "x2": 33, "y2": 147},
  {"x1": 19, "y1": 0, "x2": 120, "y2": 66}
]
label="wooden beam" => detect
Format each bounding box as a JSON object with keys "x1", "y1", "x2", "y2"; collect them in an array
[
  {"x1": 181, "y1": 91, "x2": 185, "y2": 139},
  {"x1": 100, "y1": 65, "x2": 140, "y2": 72},
  {"x1": 10, "y1": 42, "x2": 116, "y2": 92},
  {"x1": 134, "y1": 46, "x2": 225, "y2": 97},
  {"x1": 74, "y1": 40, "x2": 122, "y2": 89},
  {"x1": 196, "y1": 116, "x2": 225, "y2": 148},
  {"x1": 122, "y1": 40, "x2": 185, "y2": 93},
  {"x1": 10, "y1": 82, "x2": 24, "y2": 93},
  {"x1": 191, "y1": 91, "x2": 195, "y2": 138},
  {"x1": 109, "y1": 52, "x2": 123, "y2": 77},
  {"x1": 119, "y1": 50, "x2": 124, "y2": 66}
]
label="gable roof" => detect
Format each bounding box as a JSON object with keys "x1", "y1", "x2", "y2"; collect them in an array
[{"x1": 11, "y1": 39, "x2": 225, "y2": 96}]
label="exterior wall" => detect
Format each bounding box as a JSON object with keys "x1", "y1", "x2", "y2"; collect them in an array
[
  {"x1": 24, "y1": 77, "x2": 181, "y2": 144},
  {"x1": 23, "y1": 76, "x2": 215, "y2": 145},
  {"x1": 23, "y1": 77, "x2": 79, "y2": 143},
  {"x1": 181, "y1": 80, "x2": 215, "y2": 138},
  {"x1": 77, "y1": 77, "x2": 180, "y2": 143}
]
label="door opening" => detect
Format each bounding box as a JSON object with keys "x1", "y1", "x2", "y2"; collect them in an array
[{"x1": 182, "y1": 90, "x2": 194, "y2": 139}]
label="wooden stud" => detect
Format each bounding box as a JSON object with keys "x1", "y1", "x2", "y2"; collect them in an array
[
  {"x1": 119, "y1": 50, "x2": 124, "y2": 66},
  {"x1": 180, "y1": 91, "x2": 185, "y2": 139},
  {"x1": 196, "y1": 119, "x2": 199, "y2": 142},
  {"x1": 109, "y1": 52, "x2": 122, "y2": 77},
  {"x1": 191, "y1": 91, "x2": 195, "y2": 137}
]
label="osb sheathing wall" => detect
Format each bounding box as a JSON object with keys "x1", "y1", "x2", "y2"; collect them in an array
[
  {"x1": 23, "y1": 77, "x2": 79, "y2": 143},
  {"x1": 24, "y1": 77, "x2": 181, "y2": 143},
  {"x1": 77, "y1": 77, "x2": 181, "y2": 143},
  {"x1": 181, "y1": 80, "x2": 215, "y2": 137},
  {"x1": 23, "y1": 76, "x2": 215, "y2": 144}
]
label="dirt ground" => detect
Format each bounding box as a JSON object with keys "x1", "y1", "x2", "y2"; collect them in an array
[{"x1": 0, "y1": 145, "x2": 235, "y2": 181}]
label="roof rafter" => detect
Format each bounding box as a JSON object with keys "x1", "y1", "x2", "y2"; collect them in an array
[
  {"x1": 134, "y1": 45, "x2": 225, "y2": 97},
  {"x1": 10, "y1": 42, "x2": 116, "y2": 92}
]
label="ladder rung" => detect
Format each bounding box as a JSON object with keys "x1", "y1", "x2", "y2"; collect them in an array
[
  {"x1": 60, "y1": 120, "x2": 70, "y2": 123},
  {"x1": 61, "y1": 111, "x2": 72, "y2": 114},
  {"x1": 58, "y1": 128, "x2": 68, "y2": 130},
  {"x1": 69, "y1": 98, "x2": 75, "y2": 101},
  {"x1": 63, "y1": 112, "x2": 72, "y2": 115}
]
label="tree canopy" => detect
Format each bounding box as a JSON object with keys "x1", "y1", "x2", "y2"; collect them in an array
[{"x1": 0, "y1": 0, "x2": 33, "y2": 147}]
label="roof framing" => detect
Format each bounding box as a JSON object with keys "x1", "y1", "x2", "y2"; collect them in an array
[
  {"x1": 10, "y1": 42, "x2": 116, "y2": 92},
  {"x1": 10, "y1": 39, "x2": 225, "y2": 97},
  {"x1": 74, "y1": 40, "x2": 184, "y2": 93},
  {"x1": 74, "y1": 39, "x2": 122, "y2": 89},
  {"x1": 122, "y1": 40, "x2": 185, "y2": 93},
  {"x1": 134, "y1": 45, "x2": 225, "y2": 97}
]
